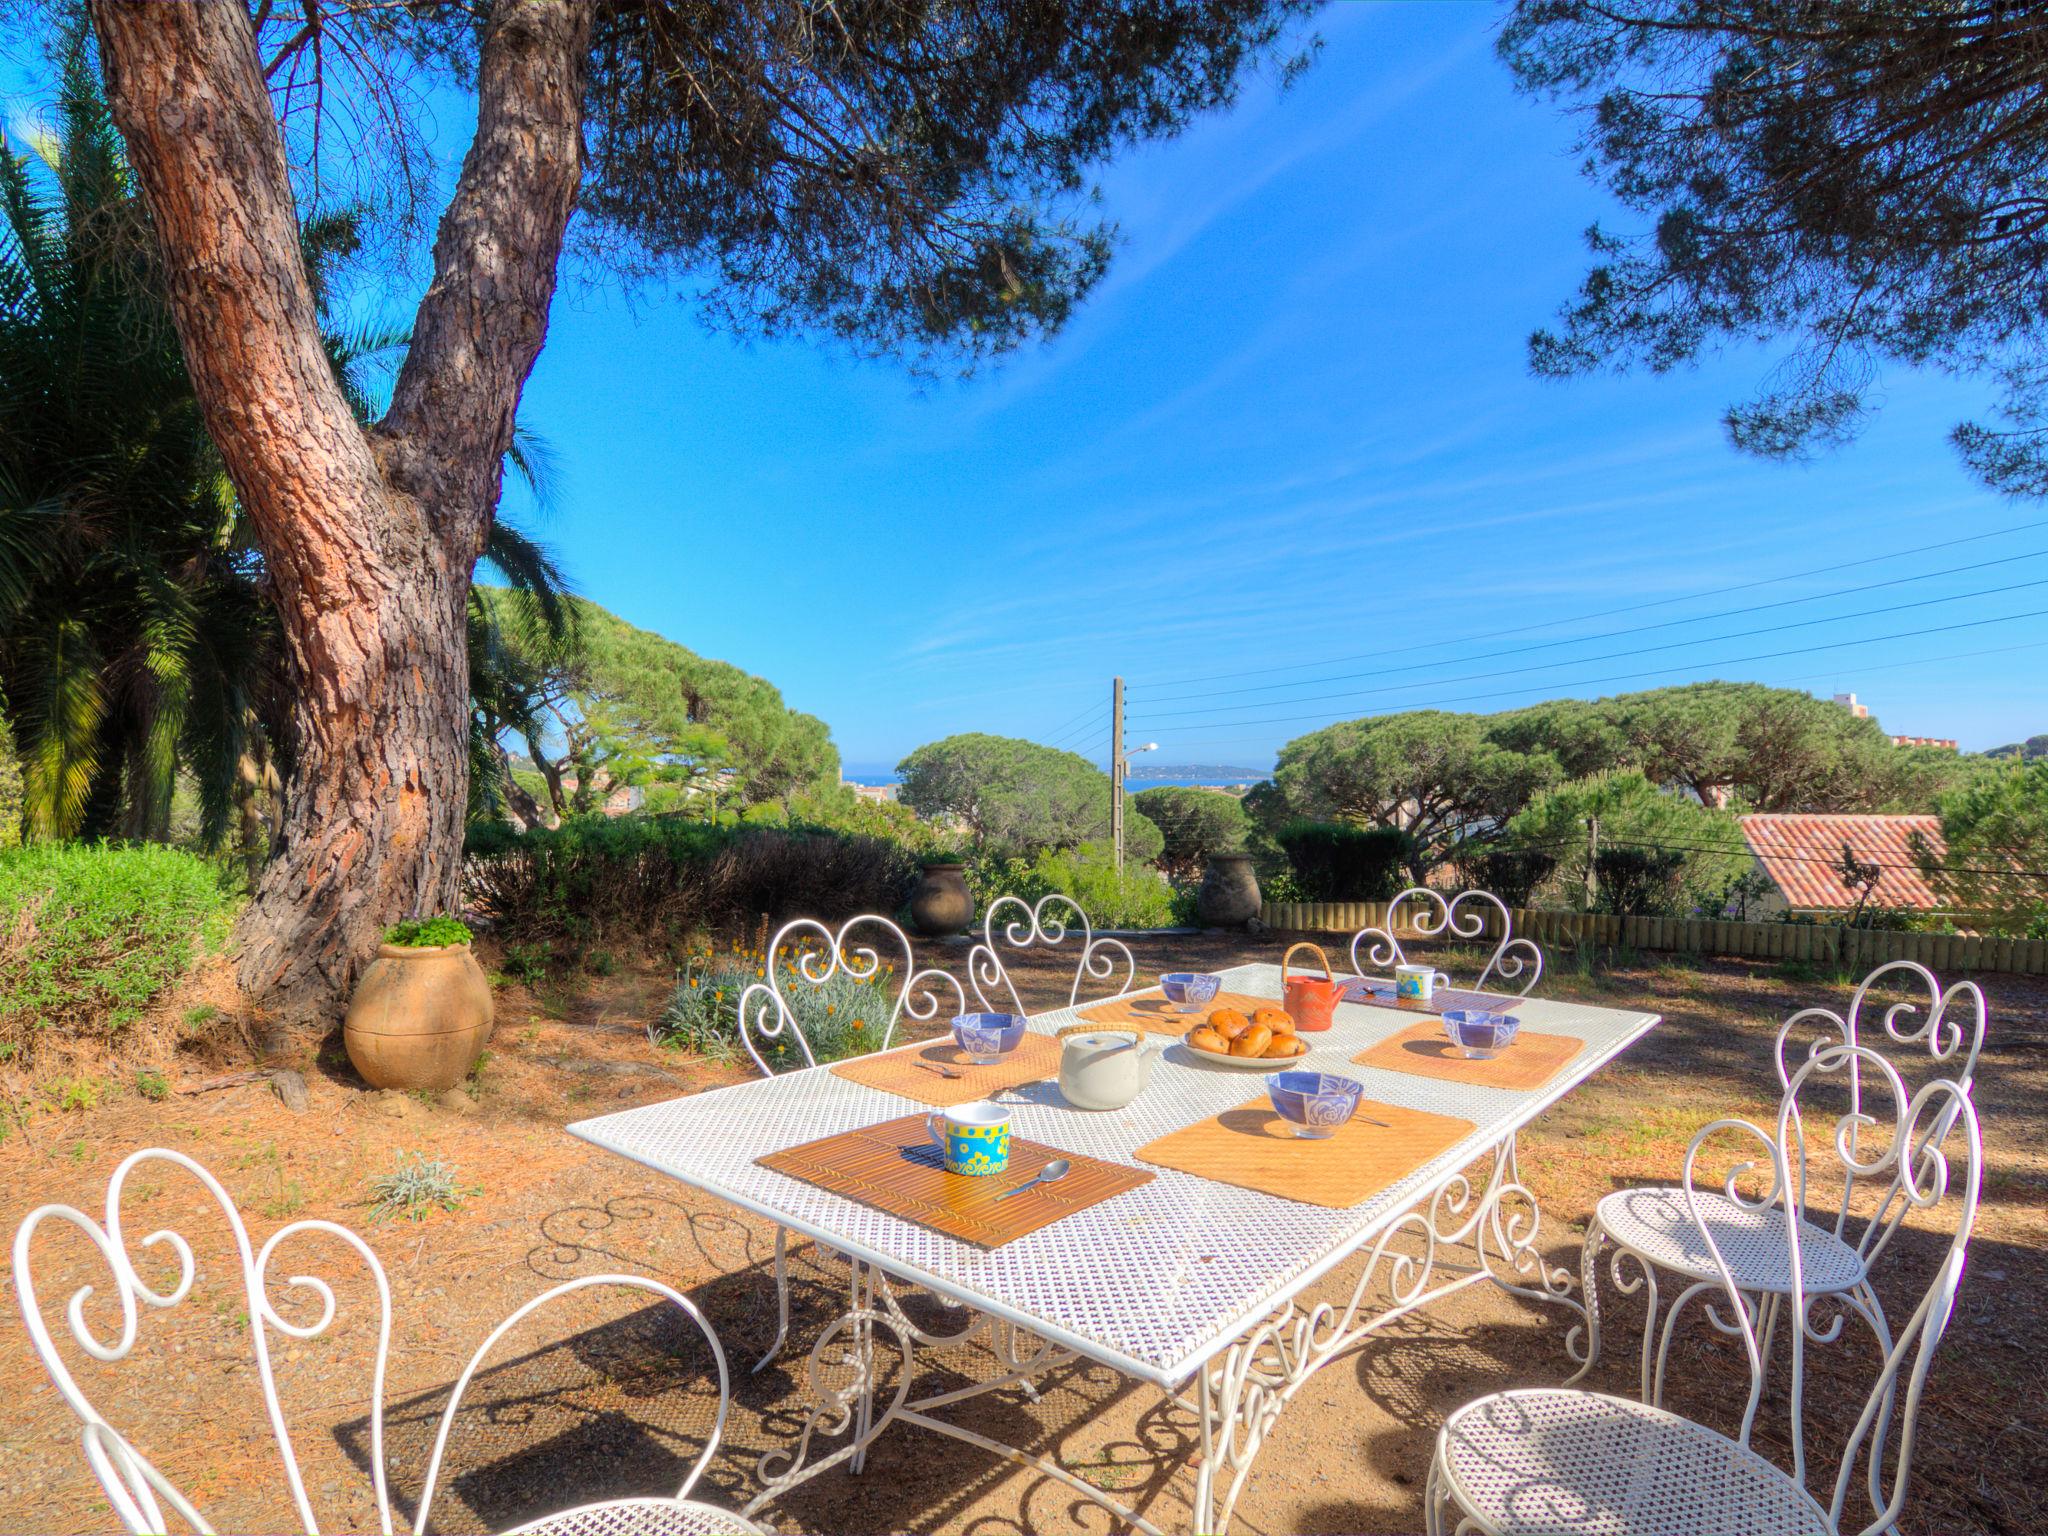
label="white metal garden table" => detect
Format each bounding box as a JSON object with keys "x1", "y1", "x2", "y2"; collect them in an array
[{"x1": 567, "y1": 962, "x2": 1659, "y2": 1534}]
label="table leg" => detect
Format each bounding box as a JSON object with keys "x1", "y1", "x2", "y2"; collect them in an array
[
  {"x1": 1186, "y1": 1129, "x2": 1588, "y2": 1533},
  {"x1": 743, "y1": 1259, "x2": 1162, "y2": 1530},
  {"x1": 749, "y1": 1132, "x2": 1588, "y2": 1535}
]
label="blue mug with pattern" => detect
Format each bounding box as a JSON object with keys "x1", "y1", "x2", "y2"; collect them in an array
[{"x1": 926, "y1": 1100, "x2": 1012, "y2": 1176}]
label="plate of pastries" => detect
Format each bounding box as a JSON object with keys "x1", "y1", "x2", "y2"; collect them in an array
[{"x1": 1183, "y1": 1006, "x2": 1312, "y2": 1068}]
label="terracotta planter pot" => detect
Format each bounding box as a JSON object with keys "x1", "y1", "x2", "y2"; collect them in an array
[
  {"x1": 909, "y1": 862, "x2": 974, "y2": 937},
  {"x1": 1196, "y1": 852, "x2": 1261, "y2": 928},
  {"x1": 344, "y1": 942, "x2": 495, "y2": 1091}
]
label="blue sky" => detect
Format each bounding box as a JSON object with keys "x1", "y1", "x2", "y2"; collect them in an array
[{"x1": 14, "y1": 5, "x2": 2047, "y2": 771}]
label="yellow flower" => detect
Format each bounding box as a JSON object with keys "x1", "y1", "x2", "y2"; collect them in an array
[
  {"x1": 851, "y1": 1019, "x2": 865, "y2": 1032},
  {"x1": 756, "y1": 968, "x2": 765, "y2": 978},
  {"x1": 826, "y1": 1003, "x2": 836, "y2": 1015}
]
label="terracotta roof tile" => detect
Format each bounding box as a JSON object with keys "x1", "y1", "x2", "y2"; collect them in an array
[{"x1": 1738, "y1": 814, "x2": 1947, "y2": 911}]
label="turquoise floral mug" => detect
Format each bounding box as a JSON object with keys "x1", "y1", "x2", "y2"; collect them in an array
[{"x1": 926, "y1": 1100, "x2": 1012, "y2": 1177}]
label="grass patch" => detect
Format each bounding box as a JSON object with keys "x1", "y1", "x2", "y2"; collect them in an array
[
  {"x1": 0, "y1": 843, "x2": 238, "y2": 1046},
  {"x1": 366, "y1": 1151, "x2": 477, "y2": 1222},
  {"x1": 649, "y1": 937, "x2": 899, "y2": 1068}
]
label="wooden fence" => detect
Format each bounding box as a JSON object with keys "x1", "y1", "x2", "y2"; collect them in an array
[{"x1": 1257, "y1": 900, "x2": 2048, "y2": 977}]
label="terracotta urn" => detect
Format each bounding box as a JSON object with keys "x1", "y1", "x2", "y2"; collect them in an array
[
  {"x1": 1196, "y1": 852, "x2": 1261, "y2": 928},
  {"x1": 909, "y1": 862, "x2": 974, "y2": 937},
  {"x1": 343, "y1": 942, "x2": 495, "y2": 1091}
]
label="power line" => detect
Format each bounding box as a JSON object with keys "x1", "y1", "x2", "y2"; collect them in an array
[
  {"x1": 1040, "y1": 697, "x2": 1107, "y2": 748},
  {"x1": 1137, "y1": 547, "x2": 2048, "y2": 707},
  {"x1": 1045, "y1": 700, "x2": 1110, "y2": 748},
  {"x1": 1130, "y1": 575, "x2": 2048, "y2": 725},
  {"x1": 1166, "y1": 636, "x2": 2048, "y2": 752},
  {"x1": 1135, "y1": 606, "x2": 2048, "y2": 735},
  {"x1": 1141, "y1": 517, "x2": 2048, "y2": 691}
]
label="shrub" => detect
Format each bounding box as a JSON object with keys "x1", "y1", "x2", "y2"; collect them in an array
[
  {"x1": 1591, "y1": 846, "x2": 1692, "y2": 917},
  {"x1": 367, "y1": 1151, "x2": 476, "y2": 1222},
  {"x1": 650, "y1": 936, "x2": 897, "y2": 1068},
  {"x1": 0, "y1": 843, "x2": 237, "y2": 1046},
  {"x1": 1132, "y1": 786, "x2": 1249, "y2": 885},
  {"x1": 1275, "y1": 822, "x2": 1414, "y2": 902},
  {"x1": 1008, "y1": 842, "x2": 1177, "y2": 930},
  {"x1": 1452, "y1": 847, "x2": 1557, "y2": 909},
  {"x1": 1505, "y1": 770, "x2": 1748, "y2": 915},
  {"x1": 384, "y1": 914, "x2": 473, "y2": 948},
  {"x1": 1919, "y1": 758, "x2": 2048, "y2": 937},
  {"x1": 464, "y1": 815, "x2": 919, "y2": 940}
]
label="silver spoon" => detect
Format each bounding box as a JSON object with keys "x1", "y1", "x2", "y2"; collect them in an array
[{"x1": 993, "y1": 1158, "x2": 1072, "y2": 1202}]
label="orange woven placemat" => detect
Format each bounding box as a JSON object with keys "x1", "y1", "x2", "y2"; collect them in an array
[
  {"x1": 1133, "y1": 1096, "x2": 1474, "y2": 1210},
  {"x1": 829, "y1": 1032, "x2": 1061, "y2": 1108},
  {"x1": 758, "y1": 1114, "x2": 1153, "y2": 1248},
  {"x1": 1351, "y1": 1019, "x2": 1585, "y2": 1092},
  {"x1": 1075, "y1": 990, "x2": 1274, "y2": 1034}
]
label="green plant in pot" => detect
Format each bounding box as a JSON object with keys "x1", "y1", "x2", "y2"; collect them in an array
[{"x1": 343, "y1": 914, "x2": 495, "y2": 1091}]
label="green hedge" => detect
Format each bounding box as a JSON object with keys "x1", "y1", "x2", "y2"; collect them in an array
[
  {"x1": 464, "y1": 815, "x2": 922, "y2": 940},
  {"x1": 1275, "y1": 821, "x2": 1414, "y2": 902},
  {"x1": 0, "y1": 843, "x2": 237, "y2": 1041}
]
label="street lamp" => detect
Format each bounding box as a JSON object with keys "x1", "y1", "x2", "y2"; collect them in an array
[{"x1": 1112, "y1": 736, "x2": 1158, "y2": 874}]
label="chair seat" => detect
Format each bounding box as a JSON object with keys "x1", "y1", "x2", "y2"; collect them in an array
[
  {"x1": 1437, "y1": 1389, "x2": 1833, "y2": 1536},
  {"x1": 504, "y1": 1496, "x2": 767, "y2": 1536},
  {"x1": 1597, "y1": 1187, "x2": 1866, "y2": 1295}
]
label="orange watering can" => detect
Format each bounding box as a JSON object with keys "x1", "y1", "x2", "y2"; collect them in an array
[{"x1": 1280, "y1": 942, "x2": 1348, "y2": 1032}]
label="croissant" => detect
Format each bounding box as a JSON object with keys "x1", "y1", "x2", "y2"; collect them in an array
[
  {"x1": 1251, "y1": 1007, "x2": 1294, "y2": 1034},
  {"x1": 1207, "y1": 1007, "x2": 1251, "y2": 1040}
]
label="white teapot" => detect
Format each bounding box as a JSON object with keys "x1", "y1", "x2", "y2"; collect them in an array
[{"x1": 1058, "y1": 1029, "x2": 1166, "y2": 1112}]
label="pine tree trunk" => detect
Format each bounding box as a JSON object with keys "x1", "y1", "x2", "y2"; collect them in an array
[
  {"x1": 233, "y1": 548, "x2": 475, "y2": 1020},
  {"x1": 89, "y1": 0, "x2": 589, "y2": 1032}
]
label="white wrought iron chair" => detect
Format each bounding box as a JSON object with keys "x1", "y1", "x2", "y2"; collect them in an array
[
  {"x1": 1568, "y1": 961, "x2": 1985, "y2": 1404},
  {"x1": 1348, "y1": 886, "x2": 1543, "y2": 999},
  {"x1": 734, "y1": 914, "x2": 967, "y2": 1373},
  {"x1": 966, "y1": 893, "x2": 1137, "y2": 1015},
  {"x1": 1428, "y1": 1044, "x2": 1981, "y2": 1536},
  {"x1": 12, "y1": 1147, "x2": 764, "y2": 1536}
]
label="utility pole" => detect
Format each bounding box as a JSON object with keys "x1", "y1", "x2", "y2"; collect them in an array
[
  {"x1": 1584, "y1": 815, "x2": 1600, "y2": 911},
  {"x1": 1111, "y1": 676, "x2": 1126, "y2": 874}
]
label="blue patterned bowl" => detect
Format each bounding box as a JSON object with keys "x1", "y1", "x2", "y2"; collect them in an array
[
  {"x1": 952, "y1": 1012, "x2": 1028, "y2": 1065},
  {"x1": 1160, "y1": 972, "x2": 1223, "y2": 1013},
  {"x1": 1266, "y1": 1070, "x2": 1365, "y2": 1140},
  {"x1": 1441, "y1": 1010, "x2": 1520, "y2": 1061}
]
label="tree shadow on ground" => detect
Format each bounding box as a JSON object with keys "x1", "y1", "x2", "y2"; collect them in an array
[{"x1": 338, "y1": 1194, "x2": 1205, "y2": 1536}]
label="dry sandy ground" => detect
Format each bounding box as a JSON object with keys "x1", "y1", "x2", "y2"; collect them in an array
[{"x1": 2, "y1": 932, "x2": 2042, "y2": 1535}]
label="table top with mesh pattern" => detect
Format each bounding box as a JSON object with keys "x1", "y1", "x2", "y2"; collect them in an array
[{"x1": 569, "y1": 963, "x2": 1658, "y2": 1387}]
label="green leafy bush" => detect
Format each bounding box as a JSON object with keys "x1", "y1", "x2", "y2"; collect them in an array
[
  {"x1": 1275, "y1": 822, "x2": 1414, "y2": 902},
  {"x1": 0, "y1": 842, "x2": 237, "y2": 1046},
  {"x1": 650, "y1": 935, "x2": 897, "y2": 1068},
  {"x1": 955, "y1": 842, "x2": 1179, "y2": 929},
  {"x1": 1919, "y1": 758, "x2": 2048, "y2": 937},
  {"x1": 464, "y1": 815, "x2": 919, "y2": 940},
  {"x1": 384, "y1": 915, "x2": 473, "y2": 948},
  {"x1": 1452, "y1": 846, "x2": 1558, "y2": 909}
]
